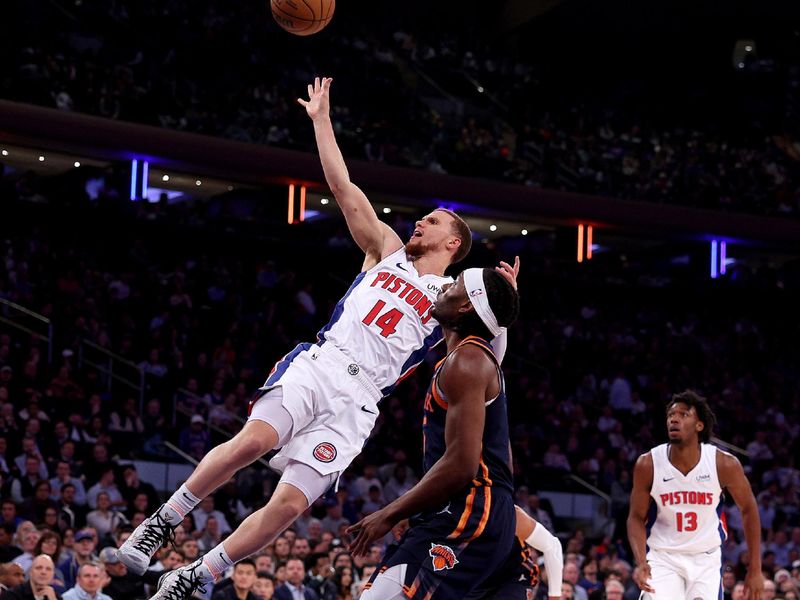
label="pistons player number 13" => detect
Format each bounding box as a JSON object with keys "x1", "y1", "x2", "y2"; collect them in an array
[{"x1": 627, "y1": 391, "x2": 764, "y2": 600}]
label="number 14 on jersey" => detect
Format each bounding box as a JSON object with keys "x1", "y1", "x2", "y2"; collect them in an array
[{"x1": 363, "y1": 300, "x2": 404, "y2": 338}]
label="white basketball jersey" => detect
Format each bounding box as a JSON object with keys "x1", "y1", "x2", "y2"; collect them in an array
[
  {"x1": 318, "y1": 247, "x2": 451, "y2": 396},
  {"x1": 648, "y1": 443, "x2": 728, "y2": 554}
]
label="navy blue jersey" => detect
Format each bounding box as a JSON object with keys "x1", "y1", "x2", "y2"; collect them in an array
[{"x1": 422, "y1": 335, "x2": 514, "y2": 496}]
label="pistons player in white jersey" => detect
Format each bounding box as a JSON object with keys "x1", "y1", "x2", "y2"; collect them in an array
[
  {"x1": 119, "y1": 76, "x2": 518, "y2": 600},
  {"x1": 627, "y1": 391, "x2": 763, "y2": 600}
]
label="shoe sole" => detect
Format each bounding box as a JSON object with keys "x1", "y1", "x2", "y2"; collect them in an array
[{"x1": 116, "y1": 548, "x2": 148, "y2": 576}]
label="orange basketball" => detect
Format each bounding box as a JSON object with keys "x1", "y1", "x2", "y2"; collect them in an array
[
  {"x1": 432, "y1": 556, "x2": 446, "y2": 570},
  {"x1": 271, "y1": 0, "x2": 335, "y2": 36}
]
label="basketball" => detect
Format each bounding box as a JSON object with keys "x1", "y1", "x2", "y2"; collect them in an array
[{"x1": 271, "y1": 0, "x2": 335, "y2": 36}]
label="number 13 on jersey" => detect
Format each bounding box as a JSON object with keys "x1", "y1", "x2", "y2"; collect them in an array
[
  {"x1": 363, "y1": 300, "x2": 404, "y2": 338},
  {"x1": 676, "y1": 511, "x2": 697, "y2": 532}
]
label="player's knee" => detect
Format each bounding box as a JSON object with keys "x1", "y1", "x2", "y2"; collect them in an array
[
  {"x1": 229, "y1": 428, "x2": 272, "y2": 461},
  {"x1": 269, "y1": 487, "x2": 308, "y2": 520}
]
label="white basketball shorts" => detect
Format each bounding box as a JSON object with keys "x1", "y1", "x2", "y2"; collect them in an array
[
  {"x1": 250, "y1": 341, "x2": 382, "y2": 477},
  {"x1": 641, "y1": 547, "x2": 722, "y2": 600}
]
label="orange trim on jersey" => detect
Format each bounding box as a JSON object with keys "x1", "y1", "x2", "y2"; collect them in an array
[
  {"x1": 430, "y1": 378, "x2": 448, "y2": 410},
  {"x1": 468, "y1": 487, "x2": 492, "y2": 541},
  {"x1": 404, "y1": 581, "x2": 417, "y2": 598},
  {"x1": 448, "y1": 488, "x2": 477, "y2": 539}
]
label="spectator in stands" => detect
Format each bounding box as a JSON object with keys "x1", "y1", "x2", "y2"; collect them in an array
[
  {"x1": 320, "y1": 501, "x2": 349, "y2": 536},
  {"x1": 191, "y1": 497, "x2": 232, "y2": 535},
  {"x1": 61, "y1": 563, "x2": 111, "y2": 600},
  {"x1": 12, "y1": 528, "x2": 40, "y2": 574},
  {"x1": 10, "y1": 455, "x2": 46, "y2": 505},
  {"x1": 0, "y1": 525, "x2": 21, "y2": 564},
  {"x1": 274, "y1": 558, "x2": 318, "y2": 600},
  {"x1": 179, "y1": 415, "x2": 211, "y2": 462},
  {"x1": 212, "y1": 559, "x2": 259, "y2": 600},
  {"x1": 254, "y1": 555, "x2": 273, "y2": 576},
  {"x1": 57, "y1": 531, "x2": 97, "y2": 590},
  {"x1": 20, "y1": 482, "x2": 58, "y2": 524},
  {"x1": 2, "y1": 554, "x2": 61, "y2": 600},
  {"x1": 33, "y1": 532, "x2": 65, "y2": 588},
  {"x1": 0, "y1": 563, "x2": 25, "y2": 593},
  {"x1": 605, "y1": 579, "x2": 625, "y2": 600},
  {"x1": 563, "y1": 561, "x2": 588, "y2": 600},
  {"x1": 118, "y1": 465, "x2": 159, "y2": 510},
  {"x1": 85, "y1": 492, "x2": 128, "y2": 540},
  {"x1": 382, "y1": 465, "x2": 414, "y2": 503},
  {"x1": 197, "y1": 516, "x2": 223, "y2": 552},
  {"x1": 253, "y1": 571, "x2": 275, "y2": 600},
  {"x1": 98, "y1": 546, "x2": 145, "y2": 600},
  {"x1": 320, "y1": 566, "x2": 352, "y2": 600},
  {"x1": 49, "y1": 463, "x2": 87, "y2": 508},
  {"x1": 85, "y1": 469, "x2": 124, "y2": 512},
  {"x1": 56, "y1": 485, "x2": 83, "y2": 532}
]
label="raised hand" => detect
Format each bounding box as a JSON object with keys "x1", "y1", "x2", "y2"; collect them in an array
[
  {"x1": 495, "y1": 256, "x2": 521, "y2": 290},
  {"x1": 297, "y1": 76, "x2": 333, "y2": 121}
]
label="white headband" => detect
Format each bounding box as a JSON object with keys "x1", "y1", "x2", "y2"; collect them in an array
[{"x1": 462, "y1": 268, "x2": 504, "y2": 337}]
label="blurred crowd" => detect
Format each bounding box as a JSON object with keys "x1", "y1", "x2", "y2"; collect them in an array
[
  {"x1": 2, "y1": 1, "x2": 800, "y2": 217},
  {"x1": 0, "y1": 162, "x2": 799, "y2": 598}
]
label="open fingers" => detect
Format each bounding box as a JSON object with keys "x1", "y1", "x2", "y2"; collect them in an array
[
  {"x1": 307, "y1": 84, "x2": 313, "y2": 99},
  {"x1": 314, "y1": 76, "x2": 320, "y2": 93},
  {"x1": 297, "y1": 98, "x2": 308, "y2": 107}
]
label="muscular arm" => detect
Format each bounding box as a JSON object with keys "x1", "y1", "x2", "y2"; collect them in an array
[
  {"x1": 300, "y1": 78, "x2": 402, "y2": 268},
  {"x1": 348, "y1": 345, "x2": 496, "y2": 554},
  {"x1": 718, "y1": 451, "x2": 764, "y2": 599},
  {"x1": 627, "y1": 452, "x2": 655, "y2": 593},
  {"x1": 384, "y1": 346, "x2": 493, "y2": 520}
]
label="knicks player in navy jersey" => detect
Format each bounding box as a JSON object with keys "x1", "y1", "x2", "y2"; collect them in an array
[
  {"x1": 120, "y1": 76, "x2": 518, "y2": 600},
  {"x1": 347, "y1": 268, "x2": 521, "y2": 599},
  {"x1": 627, "y1": 391, "x2": 763, "y2": 600}
]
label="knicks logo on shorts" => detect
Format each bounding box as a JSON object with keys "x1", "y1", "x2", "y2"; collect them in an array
[
  {"x1": 313, "y1": 442, "x2": 337, "y2": 463},
  {"x1": 429, "y1": 543, "x2": 458, "y2": 572}
]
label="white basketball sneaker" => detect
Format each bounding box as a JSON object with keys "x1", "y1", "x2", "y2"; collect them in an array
[
  {"x1": 149, "y1": 560, "x2": 211, "y2": 600},
  {"x1": 116, "y1": 505, "x2": 178, "y2": 575}
]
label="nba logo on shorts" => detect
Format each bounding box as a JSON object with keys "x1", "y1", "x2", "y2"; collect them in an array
[
  {"x1": 313, "y1": 442, "x2": 337, "y2": 463},
  {"x1": 428, "y1": 543, "x2": 458, "y2": 571}
]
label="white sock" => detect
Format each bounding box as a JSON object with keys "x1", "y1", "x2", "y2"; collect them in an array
[
  {"x1": 163, "y1": 484, "x2": 201, "y2": 525},
  {"x1": 182, "y1": 557, "x2": 217, "y2": 585},
  {"x1": 202, "y1": 543, "x2": 234, "y2": 581}
]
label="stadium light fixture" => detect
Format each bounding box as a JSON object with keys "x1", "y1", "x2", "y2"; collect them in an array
[{"x1": 130, "y1": 159, "x2": 138, "y2": 200}]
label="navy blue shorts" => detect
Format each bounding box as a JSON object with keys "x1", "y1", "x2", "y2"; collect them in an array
[
  {"x1": 368, "y1": 487, "x2": 516, "y2": 599},
  {"x1": 466, "y1": 537, "x2": 539, "y2": 599}
]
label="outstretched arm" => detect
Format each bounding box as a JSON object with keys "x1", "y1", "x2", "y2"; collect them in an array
[
  {"x1": 719, "y1": 452, "x2": 764, "y2": 600},
  {"x1": 347, "y1": 345, "x2": 495, "y2": 555},
  {"x1": 299, "y1": 77, "x2": 402, "y2": 269},
  {"x1": 627, "y1": 453, "x2": 655, "y2": 595}
]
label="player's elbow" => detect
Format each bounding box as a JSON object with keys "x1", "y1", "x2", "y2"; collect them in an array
[
  {"x1": 329, "y1": 178, "x2": 352, "y2": 198},
  {"x1": 446, "y1": 455, "x2": 478, "y2": 489}
]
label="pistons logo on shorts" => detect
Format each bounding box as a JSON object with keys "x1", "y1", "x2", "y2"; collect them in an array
[
  {"x1": 313, "y1": 442, "x2": 337, "y2": 463},
  {"x1": 429, "y1": 543, "x2": 458, "y2": 572}
]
